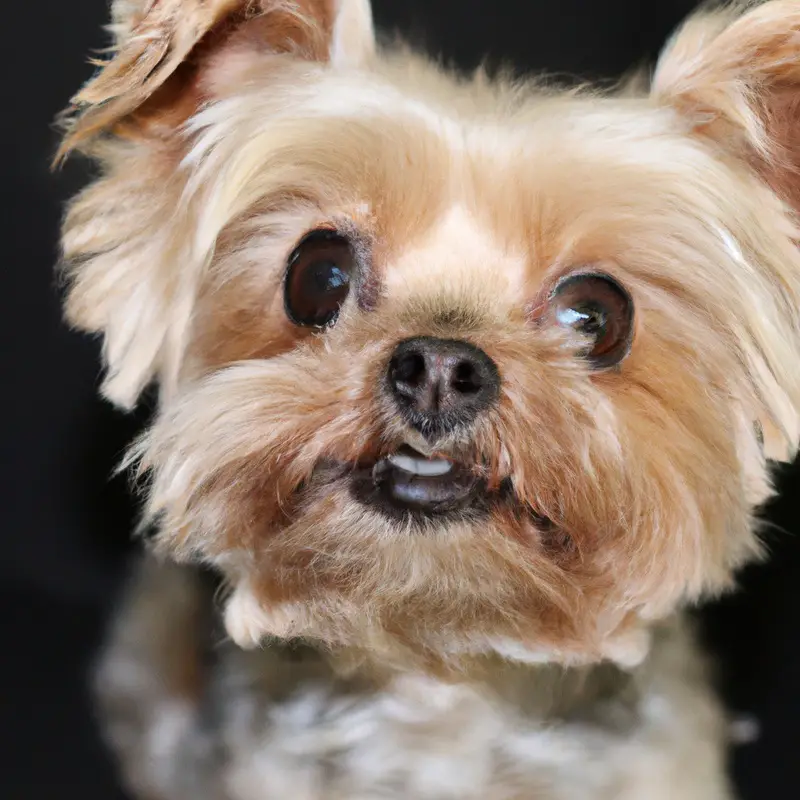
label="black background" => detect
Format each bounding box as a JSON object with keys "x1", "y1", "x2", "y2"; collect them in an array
[{"x1": 2, "y1": 1, "x2": 798, "y2": 797}]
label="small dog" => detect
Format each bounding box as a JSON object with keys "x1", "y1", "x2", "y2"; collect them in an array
[{"x1": 58, "y1": 1, "x2": 800, "y2": 798}]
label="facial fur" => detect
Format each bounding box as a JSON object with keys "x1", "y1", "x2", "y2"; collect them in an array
[{"x1": 60, "y1": 0, "x2": 800, "y2": 670}]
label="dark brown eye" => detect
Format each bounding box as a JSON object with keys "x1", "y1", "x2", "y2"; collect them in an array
[
  {"x1": 284, "y1": 230, "x2": 356, "y2": 327},
  {"x1": 548, "y1": 273, "x2": 634, "y2": 369}
]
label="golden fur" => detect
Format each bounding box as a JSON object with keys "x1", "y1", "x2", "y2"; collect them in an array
[{"x1": 58, "y1": 2, "x2": 800, "y2": 795}]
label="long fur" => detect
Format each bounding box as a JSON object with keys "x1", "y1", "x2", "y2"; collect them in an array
[{"x1": 59, "y1": 1, "x2": 800, "y2": 797}]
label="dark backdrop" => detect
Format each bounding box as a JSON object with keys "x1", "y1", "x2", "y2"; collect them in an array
[{"x1": 2, "y1": 1, "x2": 798, "y2": 798}]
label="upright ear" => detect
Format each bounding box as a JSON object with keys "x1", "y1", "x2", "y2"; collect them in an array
[
  {"x1": 60, "y1": 0, "x2": 375, "y2": 156},
  {"x1": 653, "y1": 0, "x2": 800, "y2": 462},
  {"x1": 59, "y1": 0, "x2": 375, "y2": 409},
  {"x1": 653, "y1": 0, "x2": 800, "y2": 212}
]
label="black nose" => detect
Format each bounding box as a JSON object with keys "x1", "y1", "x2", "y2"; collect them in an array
[{"x1": 387, "y1": 337, "x2": 500, "y2": 437}]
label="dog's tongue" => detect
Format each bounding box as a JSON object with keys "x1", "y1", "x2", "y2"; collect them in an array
[{"x1": 372, "y1": 447, "x2": 479, "y2": 512}]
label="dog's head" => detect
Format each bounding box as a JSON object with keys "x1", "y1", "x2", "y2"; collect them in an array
[{"x1": 60, "y1": 0, "x2": 800, "y2": 669}]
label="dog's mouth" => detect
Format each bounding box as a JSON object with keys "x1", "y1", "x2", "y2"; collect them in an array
[{"x1": 345, "y1": 445, "x2": 502, "y2": 520}]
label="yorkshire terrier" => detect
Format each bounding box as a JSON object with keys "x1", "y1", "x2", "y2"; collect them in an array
[{"x1": 58, "y1": 1, "x2": 800, "y2": 798}]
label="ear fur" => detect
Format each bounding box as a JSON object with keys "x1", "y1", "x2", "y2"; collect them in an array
[
  {"x1": 59, "y1": 0, "x2": 375, "y2": 158},
  {"x1": 653, "y1": 1, "x2": 800, "y2": 208},
  {"x1": 654, "y1": 1, "x2": 800, "y2": 461},
  {"x1": 58, "y1": 0, "x2": 375, "y2": 409}
]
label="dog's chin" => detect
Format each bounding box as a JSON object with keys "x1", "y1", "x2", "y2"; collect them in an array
[{"x1": 222, "y1": 444, "x2": 648, "y2": 669}]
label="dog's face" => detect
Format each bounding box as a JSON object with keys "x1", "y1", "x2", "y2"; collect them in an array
[{"x1": 61, "y1": 0, "x2": 800, "y2": 668}]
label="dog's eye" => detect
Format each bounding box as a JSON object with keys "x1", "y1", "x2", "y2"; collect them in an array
[
  {"x1": 548, "y1": 273, "x2": 634, "y2": 369},
  {"x1": 284, "y1": 230, "x2": 355, "y2": 327}
]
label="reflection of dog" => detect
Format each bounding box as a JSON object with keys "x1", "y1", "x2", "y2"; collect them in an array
[{"x1": 59, "y1": 2, "x2": 800, "y2": 797}]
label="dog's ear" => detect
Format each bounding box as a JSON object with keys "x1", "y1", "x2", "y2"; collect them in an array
[
  {"x1": 59, "y1": 0, "x2": 375, "y2": 157},
  {"x1": 653, "y1": 1, "x2": 800, "y2": 462},
  {"x1": 59, "y1": 0, "x2": 375, "y2": 410},
  {"x1": 653, "y1": 1, "x2": 800, "y2": 213}
]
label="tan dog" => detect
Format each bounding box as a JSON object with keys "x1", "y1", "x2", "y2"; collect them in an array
[{"x1": 59, "y1": 1, "x2": 800, "y2": 797}]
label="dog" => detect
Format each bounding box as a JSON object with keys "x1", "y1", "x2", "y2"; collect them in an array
[{"x1": 57, "y1": 1, "x2": 800, "y2": 797}]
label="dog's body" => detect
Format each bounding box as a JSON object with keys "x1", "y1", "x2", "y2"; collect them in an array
[
  {"x1": 97, "y1": 560, "x2": 731, "y2": 800},
  {"x1": 58, "y1": 1, "x2": 800, "y2": 798}
]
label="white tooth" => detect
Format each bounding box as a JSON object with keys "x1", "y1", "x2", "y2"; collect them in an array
[{"x1": 387, "y1": 454, "x2": 453, "y2": 477}]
